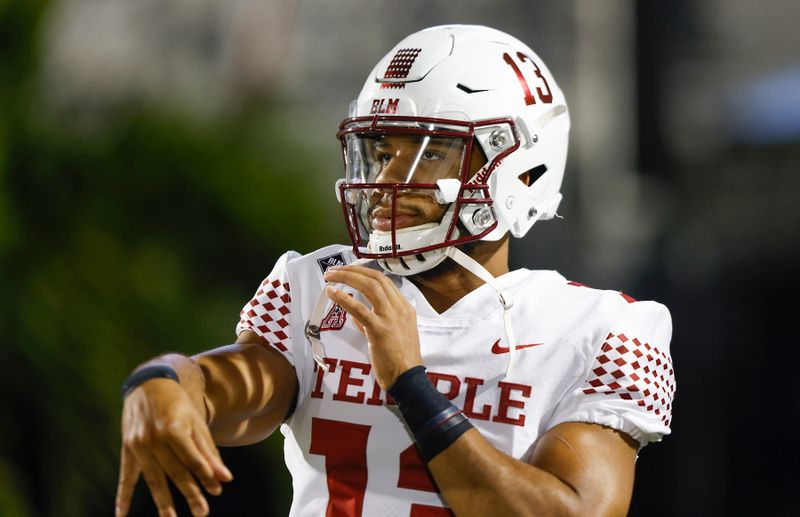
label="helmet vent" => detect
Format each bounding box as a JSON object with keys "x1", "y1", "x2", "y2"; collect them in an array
[
  {"x1": 520, "y1": 164, "x2": 548, "y2": 186},
  {"x1": 398, "y1": 256, "x2": 412, "y2": 270}
]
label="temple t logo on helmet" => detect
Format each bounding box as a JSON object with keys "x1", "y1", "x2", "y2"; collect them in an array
[{"x1": 335, "y1": 24, "x2": 570, "y2": 276}]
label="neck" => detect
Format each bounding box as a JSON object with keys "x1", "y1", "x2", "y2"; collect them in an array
[{"x1": 410, "y1": 237, "x2": 510, "y2": 314}]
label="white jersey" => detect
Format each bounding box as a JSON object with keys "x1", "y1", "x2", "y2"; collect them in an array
[{"x1": 236, "y1": 244, "x2": 675, "y2": 517}]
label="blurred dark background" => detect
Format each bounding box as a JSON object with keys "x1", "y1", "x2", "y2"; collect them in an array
[{"x1": 1, "y1": 1, "x2": 798, "y2": 516}]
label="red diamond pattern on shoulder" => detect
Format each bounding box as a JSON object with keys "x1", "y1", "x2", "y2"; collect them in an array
[
  {"x1": 239, "y1": 277, "x2": 292, "y2": 353},
  {"x1": 582, "y1": 332, "x2": 675, "y2": 426}
]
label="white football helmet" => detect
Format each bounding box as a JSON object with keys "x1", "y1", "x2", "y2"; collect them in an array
[{"x1": 336, "y1": 25, "x2": 570, "y2": 276}]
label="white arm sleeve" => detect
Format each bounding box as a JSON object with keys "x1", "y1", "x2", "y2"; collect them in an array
[
  {"x1": 547, "y1": 301, "x2": 675, "y2": 448},
  {"x1": 236, "y1": 251, "x2": 302, "y2": 369}
]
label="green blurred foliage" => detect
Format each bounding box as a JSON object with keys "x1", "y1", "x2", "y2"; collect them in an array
[{"x1": 0, "y1": 1, "x2": 342, "y2": 515}]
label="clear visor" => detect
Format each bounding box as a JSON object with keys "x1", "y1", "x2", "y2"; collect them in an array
[
  {"x1": 339, "y1": 132, "x2": 468, "y2": 247},
  {"x1": 344, "y1": 133, "x2": 467, "y2": 186},
  {"x1": 336, "y1": 115, "x2": 506, "y2": 258}
]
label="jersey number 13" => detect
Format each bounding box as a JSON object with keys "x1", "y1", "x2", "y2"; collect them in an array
[{"x1": 310, "y1": 417, "x2": 454, "y2": 516}]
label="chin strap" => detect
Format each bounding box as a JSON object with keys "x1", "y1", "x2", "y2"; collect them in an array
[
  {"x1": 305, "y1": 258, "x2": 373, "y2": 371},
  {"x1": 446, "y1": 247, "x2": 518, "y2": 374},
  {"x1": 305, "y1": 250, "x2": 518, "y2": 375}
]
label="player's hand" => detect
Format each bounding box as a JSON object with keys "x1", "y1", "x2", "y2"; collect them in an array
[
  {"x1": 116, "y1": 378, "x2": 233, "y2": 517},
  {"x1": 323, "y1": 265, "x2": 423, "y2": 389}
]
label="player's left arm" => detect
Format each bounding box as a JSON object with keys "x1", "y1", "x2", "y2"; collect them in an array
[
  {"x1": 426, "y1": 421, "x2": 637, "y2": 516},
  {"x1": 324, "y1": 264, "x2": 639, "y2": 516}
]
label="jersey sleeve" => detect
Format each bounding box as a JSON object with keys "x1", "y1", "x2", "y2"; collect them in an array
[
  {"x1": 547, "y1": 301, "x2": 675, "y2": 448},
  {"x1": 236, "y1": 251, "x2": 302, "y2": 368}
]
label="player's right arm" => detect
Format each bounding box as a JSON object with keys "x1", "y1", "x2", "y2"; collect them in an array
[{"x1": 115, "y1": 329, "x2": 297, "y2": 517}]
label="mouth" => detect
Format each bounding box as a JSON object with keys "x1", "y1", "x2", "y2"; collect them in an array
[{"x1": 370, "y1": 207, "x2": 422, "y2": 231}]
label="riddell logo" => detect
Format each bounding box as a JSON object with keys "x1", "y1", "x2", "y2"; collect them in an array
[
  {"x1": 469, "y1": 161, "x2": 501, "y2": 186},
  {"x1": 491, "y1": 339, "x2": 544, "y2": 354},
  {"x1": 378, "y1": 244, "x2": 400, "y2": 251}
]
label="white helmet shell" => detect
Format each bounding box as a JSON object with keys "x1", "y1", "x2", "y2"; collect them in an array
[{"x1": 337, "y1": 25, "x2": 570, "y2": 274}]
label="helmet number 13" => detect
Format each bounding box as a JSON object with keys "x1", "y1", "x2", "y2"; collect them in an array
[{"x1": 503, "y1": 52, "x2": 553, "y2": 105}]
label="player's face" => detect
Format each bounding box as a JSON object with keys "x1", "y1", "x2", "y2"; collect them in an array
[{"x1": 366, "y1": 135, "x2": 485, "y2": 231}]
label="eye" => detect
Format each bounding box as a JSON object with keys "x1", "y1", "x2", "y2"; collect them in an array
[
  {"x1": 377, "y1": 152, "x2": 393, "y2": 165},
  {"x1": 421, "y1": 150, "x2": 443, "y2": 161}
]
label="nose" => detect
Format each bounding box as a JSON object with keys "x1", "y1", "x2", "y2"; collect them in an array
[
  {"x1": 374, "y1": 153, "x2": 411, "y2": 185},
  {"x1": 371, "y1": 158, "x2": 406, "y2": 204},
  {"x1": 369, "y1": 185, "x2": 398, "y2": 208},
  {"x1": 375, "y1": 169, "x2": 404, "y2": 185}
]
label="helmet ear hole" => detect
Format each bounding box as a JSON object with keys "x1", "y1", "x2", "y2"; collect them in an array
[{"x1": 518, "y1": 164, "x2": 548, "y2": 187}]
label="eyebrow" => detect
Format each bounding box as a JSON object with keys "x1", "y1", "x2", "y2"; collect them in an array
[
  {"x1": 425, "y1": 140, "x2": 453, "y2": 150},
  {"x1": 372, "y1": 138, "x2": 458, "y2": 151}
]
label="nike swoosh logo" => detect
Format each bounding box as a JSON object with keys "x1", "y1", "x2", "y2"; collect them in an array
[{"x1": 491, "y1": 339, "x2": 545, "y2": 354}]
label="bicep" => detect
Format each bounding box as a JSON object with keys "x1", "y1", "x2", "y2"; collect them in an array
[
  {"x1": 193, "y1": 330, "x2": 298, "y2": 446},
  {"x1": 527, "y1": 422, "x2": 639, "y2": 517}
]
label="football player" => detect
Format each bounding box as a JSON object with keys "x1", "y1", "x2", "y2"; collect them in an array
[{"x1": 116, "y1": 25, "x2": 674, "y2": 517}]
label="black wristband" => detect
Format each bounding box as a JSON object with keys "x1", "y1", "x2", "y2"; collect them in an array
[
  {"x1": 388, "y1": 366, "x2": 474, "y2": 462},
  {"x1": 121, "y1": 365, "x2": 179, "y2": 399}
]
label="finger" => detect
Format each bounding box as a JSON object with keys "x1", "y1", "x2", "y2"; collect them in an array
[
  {"x1": 116, "y1": 446, "x2": 141, "y2": 517},
  {"x1": 327, "y1": 285, "x2": 378, "y2": 334},
  {"x1": 327, "y1": 289, "x2": 367, "y2": 335},
  {"x1": 337, "y1": 265, "x2": 405, "y2": 301},
  {"x1": 345, "y1": 265, "x2": 407, "y2": 304},
  {"x1": 193, "y1": 424, "x2": 233, "y2": 483},
  {"x1": 168, "y1": 433, "x2": 221, "y2": 495},
  {"x1": 351, "y1": 312, "x2": 367, "y2": 336},
  {"x1": 152, "y1": 447, "x2": 209, "y2": 517},
  {"x1": 136, "y1": 450, "x2": 177, "y2": 517},
  {"x1": 323, "y1": 268, "x2": 393, "y2": 313}
]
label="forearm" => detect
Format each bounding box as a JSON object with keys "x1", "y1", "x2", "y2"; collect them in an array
[
  {"x1": 128, "y1": 338, "x2": 296, "y2": 446},
  {"x1": 192, "y1": 339, "x2": 298, "y2": 445},
  {"x1": 428, "y1": 430, "x2": 581, "y2": 517},
  {"x1": 118, "y1": 354, "x2": 234, "y2": 517},
  {"x1": 387, "y1": 367, "x2": 633, "y2": 516},
  {"x1": 129, "y1": 353, "x2": 208, "y2": 419}
]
